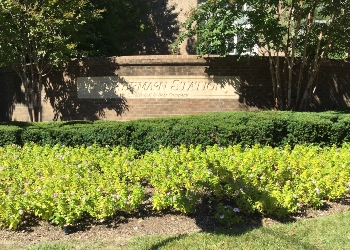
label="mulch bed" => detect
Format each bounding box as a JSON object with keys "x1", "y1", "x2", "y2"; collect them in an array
[{"x1": 1, "y1": 195, "x2": 349, "y2": 249}]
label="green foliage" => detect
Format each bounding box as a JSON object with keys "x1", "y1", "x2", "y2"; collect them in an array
[
  {"x1": 121, "y1": 211, "x2": 350, "y2": 250},
  {"x1": 0, "y1": 0, "x2": 103, "y2": 121},
  {"x1": 176, "y1": 0, "x2": 350, "y2": 110},
  {"x1": 0, "y1": 125, "x2": 22, "y2": 146},
  {"x1": 1, "y1": 143, "x2": 350, "y2": 229},
  {"x1": 215, "y1": 203, "x2": 243, "y2": 226},
  {"x1": 2, "y1": 112, "x2": 350, "y2": 151},
  {"x1": 140, "y1": 143, "x2": 350, "y2": 225},
  {"x1": 178, "y1": 0, "x2": 350, "y2": 59},
  {"x1": 0, "y1": 0, "x2": 101, "y2": 67},
  {"x1": 75, "y1": 0, "x2": 150, "y2": 57},
  {"x1": 0, "y1": 143, "x2": 143, "y2": 229},
  {"x1": 139, "y1": 145, "x2": 215, "y2": 213}
]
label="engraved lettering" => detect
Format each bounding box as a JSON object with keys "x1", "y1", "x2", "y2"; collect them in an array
[
  {"x1": 140, "y1": 82, "x2": 150, "y2": 91},
  {"x1": 171, "y1": 80, "x2": 179, "y2": 90},
  {"x1": 200, "y1": 82, "x2": 206, "y2": 91},
  {"x1": 187, "y1": 82, "x2": 194, "y2": 91},
  {"x1": 159, "y1": 82, "x2": 167, "y2": 90},
  {"x1": 120, "y1": 83, "x2": 129, "y2": 91},
  {"x1": 180, "y1": 81, "x2": 186, "y2": 91},
  {"x1": 77, "y1": 76, "x2": 239, "y2": 99},
  {"x1": 169, "y1": 93, "x2": 189, "y2": 97},
  {"x1": 153, "y1": 82, "x2": 160, "y2": 90},
  {"x1": 130, "y1": 82, "x2": 140, "y2": 90},
  {"x1": 206, "y1": 82, "x2": 217, "y2": 91},
  {"x1": 195, "y1": 82, "x2": 201, "y2": 90}
]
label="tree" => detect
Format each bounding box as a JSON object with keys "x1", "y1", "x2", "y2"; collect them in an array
[
  {"x1": 75, "y1": 0, "x2": 180, "y2": 57},
  {"x1": 74, "y1": 0, "x2": 150, "y2": 57},
  {"x1": 0, "y1": 0, "x2": 102, "y2": 121},
  {"x1": 176, "y1": 0, "x2": 350, "y2": 111}
]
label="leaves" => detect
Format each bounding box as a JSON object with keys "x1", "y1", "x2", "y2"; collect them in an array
[
  {"x1": 0, "y1": 0, "x2": 103, "y2": 121},
  {"x1": 176, "y1": 0, "x2": 350, "y2": 110},
  {"x1": 0, "y1": 0, "x2": 97, "y2": 65},
  {"x1": 1, "y1": 143, "x2": 350, "y2": 229}
]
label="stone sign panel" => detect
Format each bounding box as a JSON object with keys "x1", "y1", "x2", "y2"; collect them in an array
[{"x1": 77, "y1": 75, "x2": 240, "y2": 99}]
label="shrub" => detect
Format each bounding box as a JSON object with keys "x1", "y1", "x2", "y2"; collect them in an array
[
  {"x1": 2, "y1": 111, "x2": 350, "y2": 152},
  {"x1": 0, "y1": 126, "x2": 22, "y2": 146},
  {"x1": 1, "y1": 143, "x2": 350, "y2": 229}
]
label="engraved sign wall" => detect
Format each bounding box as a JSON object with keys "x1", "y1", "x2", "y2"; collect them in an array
[{"x1": 77, "y1": 76, "x2": 240, "y2": 99}]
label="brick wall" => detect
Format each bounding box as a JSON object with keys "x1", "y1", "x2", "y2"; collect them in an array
[
  {"x1": 42, "y1": 55, "x2": 262, "y2": 121},
  {"x1": 0, "y1": 67, "x2": 24, "y2": 121},
  {"x1": 1, "y1": 55, "x2": 350, "y2": 122}
]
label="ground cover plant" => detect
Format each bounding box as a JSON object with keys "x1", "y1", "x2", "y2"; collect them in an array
[
  {"x1": 3, "y1": 195, "x2": 350, "y2": 249},
  {"x1": 1, "y1": 143, "x2": 350, "y2": 231},
  {"x1": 0, "y1": 144, "x2": 144, "y2": 229}
]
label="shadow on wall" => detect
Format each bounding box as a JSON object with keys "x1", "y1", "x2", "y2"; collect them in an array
[
  {"x1": 203, "y1": 56, "x2": 276, "y2": 110},
  {"x1": 0, "y1": 67, "x2": 24, "y2": 122},
  {"x1": 44, "y1": 57, "x2": 129, "y2": 121},
  {"x1": 311, "y1": 60, "x2": 350, "y2": 111},
  {"x1": 186, "y1": 37, "x2": 197, "y2": 55},
  {"x1": 203, "y1": 56, "x2": 350, "y2": 111}
]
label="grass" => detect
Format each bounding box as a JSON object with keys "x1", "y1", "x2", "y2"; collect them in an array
[
  {"x1": 13, "y1": 210, "x2": 350, "y2": 250},
  {"x1": 123, "y1": 212, "x2": 350, "y2": 250},
  {"x1": 119, "y1": 211, "x2": 350, "y2": 250},
  {"x1": 18, "y1": 241, "x2": 111, "y2": 250}
]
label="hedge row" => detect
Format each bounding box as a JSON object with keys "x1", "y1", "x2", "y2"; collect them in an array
[{"x1": 1, "y1": 111, "x2": 350, "y2": 153}]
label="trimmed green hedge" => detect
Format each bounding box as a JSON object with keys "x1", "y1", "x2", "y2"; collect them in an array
[
  {"x1": 0, "y1": 126, "x2": 22, "y2": 145},
  {"x1": 0, "y1": 111, "x2": 349, "y2": 152}
]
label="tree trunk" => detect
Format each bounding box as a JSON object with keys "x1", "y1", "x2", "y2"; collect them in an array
[{"x1": 298, "y1": 62, "x2": 321, "y2": 111}]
